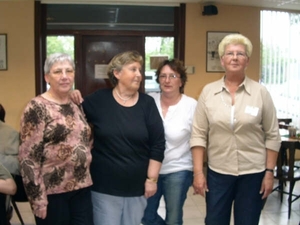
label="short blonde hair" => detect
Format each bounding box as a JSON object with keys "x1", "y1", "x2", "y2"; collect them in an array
[
  {"x1": 218, "y1": 34, "x2": 253, "y2": 58},
  {"x1": 107, "y1": 51, "x2": 143, "y2": 87}
]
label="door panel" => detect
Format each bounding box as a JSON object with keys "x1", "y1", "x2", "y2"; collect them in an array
[{"x1": 77, "y1": 35, "x2": 144, "y2": 97}]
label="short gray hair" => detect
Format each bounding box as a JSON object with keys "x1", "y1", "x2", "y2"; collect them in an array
[{"x1": 44, "y1": 53, "x2": 75, "y2": 74}]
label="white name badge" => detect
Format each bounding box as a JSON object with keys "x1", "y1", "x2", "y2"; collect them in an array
[{"x1": 245, "y1": 105, "x2": 259, "y2": 116}]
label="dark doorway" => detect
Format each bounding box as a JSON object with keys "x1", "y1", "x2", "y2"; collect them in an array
[{"x1": 76, "y1": 35, "x2": 144, "y2": 97}]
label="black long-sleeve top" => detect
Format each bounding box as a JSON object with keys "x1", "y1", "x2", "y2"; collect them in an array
[{"x1": 83, "y1": 88, "x2": 165, "y2": 196}]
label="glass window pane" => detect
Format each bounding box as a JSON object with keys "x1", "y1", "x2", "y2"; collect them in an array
[
  {"x1": 145, "y1": 37, "x2": 174, "y2": 93},
  {"x1": 47, "y1": 4, "x2": 175, "y2": 31}
]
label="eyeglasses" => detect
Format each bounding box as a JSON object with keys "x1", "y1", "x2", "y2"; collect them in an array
[
  {"x1": 224, "y1": 51, "x2": 247, "y2": 59},
  {"x1": 159, "y1": 73, "x2": 180, "y2": 80},
  {"x1": 51, "y1": 69, "x2": 74, "y2": 76}
]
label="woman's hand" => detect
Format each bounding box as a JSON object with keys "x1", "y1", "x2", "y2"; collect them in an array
[
  {"x1": 260, "y1": 172, "x2": 274, "y2": 199},
  {"x1": 69, "y1": 89, "x2": 84, "y2": 105},
  {"x1": 144, "y1": 179, "x2": 157, "y2": 198},
  {"x1": 33, "y1": 205, "x2": 47, "y2": 219},
  {"x1": 193, "y1": 172, "x2": 209, "y2": 197}
]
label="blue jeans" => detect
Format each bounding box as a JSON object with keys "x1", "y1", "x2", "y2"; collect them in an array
[
  {"x1": 205, "y1": 167, "x2": 265, "y2": 225},
  {"x1": 142, "y1": 170, "x2": 193, "y2": 225}
]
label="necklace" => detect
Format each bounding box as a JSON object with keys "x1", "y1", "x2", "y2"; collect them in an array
[{"x1": 115, "y1": 89, "x2": 133, "y2": 104}]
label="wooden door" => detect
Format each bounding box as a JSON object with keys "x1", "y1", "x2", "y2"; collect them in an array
[{"x1": 76, "y1": 35, "x2": 145, "y2": 97}]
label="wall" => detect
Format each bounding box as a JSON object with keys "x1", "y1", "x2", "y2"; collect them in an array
[
  {"x1": 184, "y1": 4, "x2": 261, "y2": 99},
  {"x1": 0, "y1": 1, "x2": 261, "y2": 130},
  {"x1": 0, "y1": 0, "x2": 35, "y2": 130}
]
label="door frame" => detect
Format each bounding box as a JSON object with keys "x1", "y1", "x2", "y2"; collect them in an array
[{"x1": 34, "y1": 2, "x2": 186, "y2": 95}]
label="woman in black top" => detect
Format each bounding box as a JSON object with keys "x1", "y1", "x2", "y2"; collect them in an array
[{"x1": 72, "y1": 51, "x2": 165, "y2": 225}]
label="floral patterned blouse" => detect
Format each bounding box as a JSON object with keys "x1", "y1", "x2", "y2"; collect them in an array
[{"x1": 19, "y1": 96, "x2": 93, "y2": 212}]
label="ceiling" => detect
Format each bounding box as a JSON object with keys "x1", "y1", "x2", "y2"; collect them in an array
[
  {"x1": 38, "y1": 0, "x2": 300, "y2": 11},
  {"x1": 199, "y1": 0, "x2": 300, "y2": 11}
]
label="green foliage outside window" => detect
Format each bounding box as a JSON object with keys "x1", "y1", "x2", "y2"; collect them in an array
[{"x1": 46, "y1": 36, "x2": 74, "y2": 58}]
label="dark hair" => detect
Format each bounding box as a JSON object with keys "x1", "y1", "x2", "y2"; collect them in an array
[
  {"x1": 0, "y1": 104, "x2": 5, "y2": 122},
  {"x1": 155, "y1": 59, "x2": 187, "y2": 93}
]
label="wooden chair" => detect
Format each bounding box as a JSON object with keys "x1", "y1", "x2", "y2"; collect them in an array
[
  {"x1": 277, "y1": 118, "x2": 292, "y2": 165},
  {"x1": 273, "y1": 140, "x2": 300, "y2": 219},
  {"x1": 277, "y1": 118, "x2": 300, "y2": 166}
]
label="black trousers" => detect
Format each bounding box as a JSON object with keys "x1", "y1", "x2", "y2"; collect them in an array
[{"x1": 35, "y1": 187, "x2": 94, "y2": 225}]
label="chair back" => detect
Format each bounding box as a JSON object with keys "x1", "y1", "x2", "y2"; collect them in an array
[
  {"x1": 10, "y1": 174, "x2": 28, "y2": 225},
  {"x1": 278, "y1": 118, "x2": 292, "y2": 129},
  {"x1": 273, "y1": 140, "x2": 300, "y2": 219},
  {"x1": 275, "y1": 145, "x2": 300, "y2": 180}
]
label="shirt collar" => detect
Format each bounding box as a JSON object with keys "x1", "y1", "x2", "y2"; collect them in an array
[{"x1": 214, "y1": 75, "x2": 251, "y2": 95}]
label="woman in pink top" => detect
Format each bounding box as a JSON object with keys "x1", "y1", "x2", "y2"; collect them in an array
[{"x1": 19, "y1": 53, "x2": 94, "y2": 225}]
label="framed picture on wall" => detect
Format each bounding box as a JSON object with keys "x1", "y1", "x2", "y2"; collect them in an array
[
  {"x1": 206, "y1": 31, "x2": 238, "y2": 73},
  {"x1": 0, "y1": 34, "x2": 7, "y2": 71}
]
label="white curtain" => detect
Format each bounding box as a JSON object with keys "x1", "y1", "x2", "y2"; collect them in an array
[{"x1": 260, "y1": 10, "x2": 300, "y2": 128}]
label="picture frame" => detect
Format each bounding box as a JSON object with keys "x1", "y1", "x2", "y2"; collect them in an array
[
  {"x1": 0, "y1": 34, "x2": 7, "y2": 71},
  {"x1": 206, "y1": 31, "x2": 238, "y2": 72}
]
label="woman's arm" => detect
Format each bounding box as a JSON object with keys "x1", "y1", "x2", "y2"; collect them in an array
[
  {"x1": 260, "y1": 149, "x2": 278, "y2": 199},
  {"x1": 144, "y1": 97, "x2": 165, "y2": 198},
  {"x1": 19, "y1": 100, "x2": 48, "y2": 218},
  {"x1": 0, "y1": 178, "x2": 17, "y2": 195},
  {"x1": 259, "y1": 88, "x2": 281, "y2": 199},
  {"x1": 192, "y1": 146, "x2": 208, "y2": 197},
  {"x1": 144, "y1": 159, "x2": 162, "y2": 198}
]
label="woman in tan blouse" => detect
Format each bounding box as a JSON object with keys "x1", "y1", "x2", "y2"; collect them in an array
[{"x1": 190, "y1": 34, "x2": 281, "y2": 225}]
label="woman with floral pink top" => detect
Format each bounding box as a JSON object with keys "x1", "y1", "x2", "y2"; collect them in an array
[{"x1": 19, "y1": 53, "x2": 94, "y2": 225}]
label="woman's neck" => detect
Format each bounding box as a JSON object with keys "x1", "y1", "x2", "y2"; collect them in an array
[
  {"x1": 113, "y1": 86, "x2": 138, "y2": 106},
  {"x1": 224, "y1": 75, "x2": 245, "y2": 95},
  {"x1": 114, "y1": 87, "x2": 134, "y2": 98},
  {"x1": 160, "y1": 92, "x2": 182, "y2": 107},
  {"x1": 114, "y1": 87, "x2": 136, "y2": 104},
  {"x1": 225, "y1": 75, "x2": 244, "y2": 87},
  {"x1": 160, "y1": 92, "x2": 181, "y2": 118},
  {"x1": 45, "y1": 90, "x2": 70, "y2": 104}
]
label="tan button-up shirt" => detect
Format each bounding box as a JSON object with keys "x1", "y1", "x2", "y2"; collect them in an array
[{"x1": 190, "y1": 76, "x2": 281, "y2": 176}]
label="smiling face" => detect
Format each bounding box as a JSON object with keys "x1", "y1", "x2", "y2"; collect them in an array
[
  {"x1": 220, "y1": 44, "x2": 250, "y2": 74},
  {"x1": 158, "y1": 64, "x2": 182, "y2": 94},
  {"x1": 114, "y1": 61, "x2": 142, "y2": 91},
  {"x1": 45, "y1": 60, "x2": 75, "y2": 95}
]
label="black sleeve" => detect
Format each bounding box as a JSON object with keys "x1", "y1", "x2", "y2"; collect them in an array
[{"x1": 145, "y1": 96, "x2": 165, "y2": 162}]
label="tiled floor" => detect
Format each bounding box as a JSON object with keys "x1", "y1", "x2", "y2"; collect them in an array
[{"x1": 10, "y1": 180, "x2": 300, "y2": 225}]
